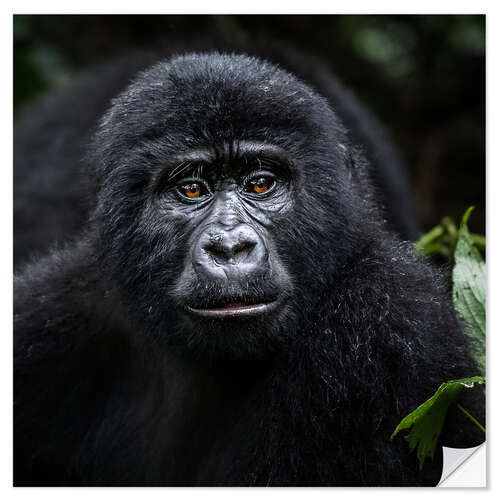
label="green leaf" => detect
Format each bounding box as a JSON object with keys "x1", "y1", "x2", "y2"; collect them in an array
[
  {"x1": 391, "y1": 377, "x2": 485, "y2": 469},
  {"x1": 415, "y1": 225, "x2": 444, "y2": 253},
  {"x1": 452, "y1": 207, "x2": 486, "y2": 373},
  {"x1": 470, "y1": 233, "x2": 486, "y2": 251}
]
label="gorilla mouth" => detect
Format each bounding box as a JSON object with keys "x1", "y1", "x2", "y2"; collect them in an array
[{"x1": 186, "y1": 299, "x2": 279, "y2": 318}]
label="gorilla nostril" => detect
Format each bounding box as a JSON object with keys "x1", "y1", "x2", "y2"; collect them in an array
[
  {"x1": 204, "y1": 239, "x2": 256, "y2": 263},
  {"x1": 203, "y1": 242, "x2": 230, "y2": 262},
  {"x1": 232, "y1": 240, "x2": 256, "y2": 260}
]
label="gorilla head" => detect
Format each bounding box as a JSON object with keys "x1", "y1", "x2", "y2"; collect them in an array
[{"x1": 91, "y1": 53, "x2": 371, "y2": 360}]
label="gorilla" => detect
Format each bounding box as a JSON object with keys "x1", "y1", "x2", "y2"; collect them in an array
[{"x1": 14, "y1": 50, "x2": 484, "y2": 486}]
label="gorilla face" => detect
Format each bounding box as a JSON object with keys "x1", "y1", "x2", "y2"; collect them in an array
[
  {"x1": 92, "y1": 53, "x2": 366, "y2": 359},
  {"x1": 164, "y1": 143, "x2": 295, "y2": 316}
]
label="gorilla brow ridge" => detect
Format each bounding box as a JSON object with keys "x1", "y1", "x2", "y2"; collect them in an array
[{"x1": 152, "y1": 141, "x2": 295, "y2": 193}]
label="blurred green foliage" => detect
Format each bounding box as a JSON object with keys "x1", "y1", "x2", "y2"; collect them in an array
[
  {"x1": 13, "y1": 14, "x2": 485, "y2": 112},
  {"x1": 14, "y1": 16, "x2": 47, "y2": 111},
  {"x1": 415, "y1": 212, "x2": 485, "y2": 261},
  {"x1": 14, "y1": 15, "x2": 72, "y2": 112}
]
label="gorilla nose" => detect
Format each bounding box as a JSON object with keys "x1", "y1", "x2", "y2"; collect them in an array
[
  {"x1": 204, "y1": 235, "x2": 256, "y2": 263},
  {"x1": 194, "y1": 225, "x2": 268, "y2": 279}
]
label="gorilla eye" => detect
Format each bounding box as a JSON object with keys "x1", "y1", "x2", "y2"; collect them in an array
[
  {"x1": 246, "y1": 176, "x2": 276, "y2": 196},
  {"x1": 185, "y1": 184, "x2": 200, "y2": 198},
  {"x1": 179, "y1": 182, "x2": 207, "y2": 200}
]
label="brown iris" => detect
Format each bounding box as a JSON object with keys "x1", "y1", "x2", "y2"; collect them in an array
[
  {"x1": 252, "y1": 178, "x2": 270, "y2": 194},
  {"x1": 184, "y1": 183, "x2": 201, "y2": 198}
]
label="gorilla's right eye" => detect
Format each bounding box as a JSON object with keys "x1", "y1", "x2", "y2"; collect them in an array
[
  {"x1": 184, "y1": 183, "x2": 201, "y2": 198},
  {"x1": 178, "y1": 182, "x2": 209, "y2": 200}
]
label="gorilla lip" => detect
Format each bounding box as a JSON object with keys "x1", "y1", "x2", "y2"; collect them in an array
[{"x1": 186, "y1": 300, "x2": 278, "y2": 318}]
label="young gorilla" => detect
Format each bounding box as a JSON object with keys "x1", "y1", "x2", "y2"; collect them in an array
[{"x1": 14, "y1": 53, "x2": 484, "y2": 486}]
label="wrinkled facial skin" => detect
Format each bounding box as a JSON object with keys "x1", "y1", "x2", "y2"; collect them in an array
[
  {"x1": 159, "y1": 144, "x2": 295, "y2": 307},
  {"x1": 92, "y1": 54, "x2": 365, "y2": 360}
]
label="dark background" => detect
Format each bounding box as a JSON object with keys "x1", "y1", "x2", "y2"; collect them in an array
[{"x1": 13, "y1": 14, "x2": 485, "y2": 234}]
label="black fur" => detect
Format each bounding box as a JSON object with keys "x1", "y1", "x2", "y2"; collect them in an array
[{"x1": 14, "y1": 52, "x2": 484, "y2": 486}]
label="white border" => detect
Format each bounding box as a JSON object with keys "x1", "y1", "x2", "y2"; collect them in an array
[{"x1": 3, "y1": 2, "x2": 498, "y2": 497}]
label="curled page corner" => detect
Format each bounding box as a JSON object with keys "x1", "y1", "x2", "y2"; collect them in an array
[{"x1": 438, "y1": 443, "x2": 486, "y2": 487}]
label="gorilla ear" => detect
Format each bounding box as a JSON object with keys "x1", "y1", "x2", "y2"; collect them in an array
[
  {"x1": 345, "y1": 143, "x2": 368, "y2": 170},
  {"x1": 345, "y1": 138, "x2": 418, "y2": 240},
  {"x1": 341, "y1": 143, "x2": 385, "y2": 222},
  {"x1": 344, "y1": 143, "x2": 372, "y2": 189}
]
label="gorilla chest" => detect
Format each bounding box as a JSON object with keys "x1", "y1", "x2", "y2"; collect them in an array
[{"x1": 81, "y1": 369, "x2": 263, "y2": 485}]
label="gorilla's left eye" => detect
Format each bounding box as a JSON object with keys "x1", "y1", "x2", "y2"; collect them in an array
[{"x1": 245, "y1": 176, "x2": 276, "y2": 196}]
